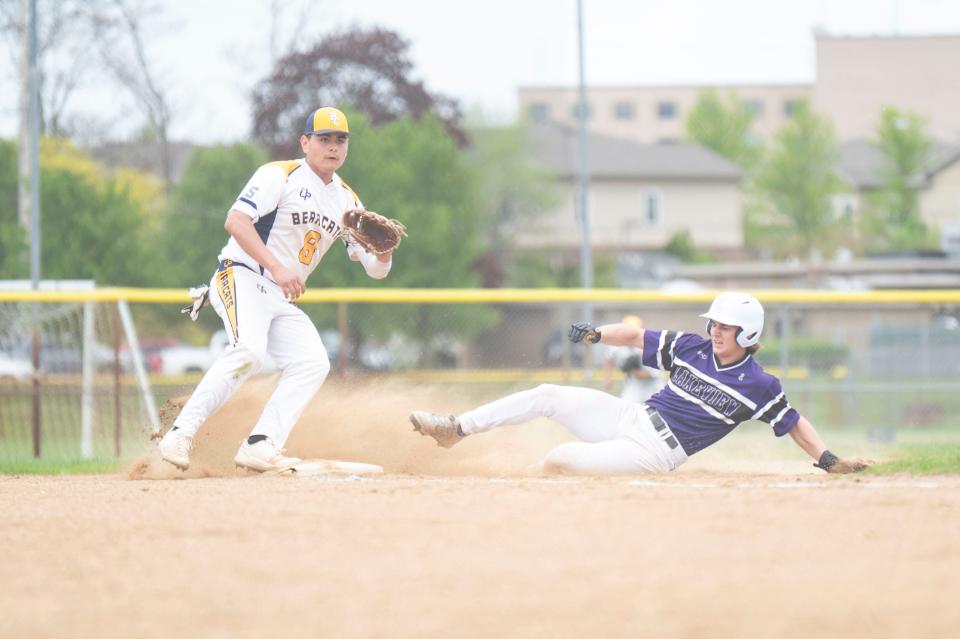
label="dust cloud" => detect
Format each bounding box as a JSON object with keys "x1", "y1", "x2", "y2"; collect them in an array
[
  {"x1": 127, "y1": 374, "x2": 836, "y2": 481},
  {"x1": 129, "y1": 375, "x2": 574, "y2": 479}
]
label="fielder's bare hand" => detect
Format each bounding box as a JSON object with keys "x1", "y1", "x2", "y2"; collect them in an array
[{"x1": 271, "y1": 264, "x2": 306, "y2": 301}]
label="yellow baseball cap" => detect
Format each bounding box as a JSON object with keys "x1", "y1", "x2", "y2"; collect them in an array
[{"x1": 304, "y1": 107, "x2": 350, "y2": 135}]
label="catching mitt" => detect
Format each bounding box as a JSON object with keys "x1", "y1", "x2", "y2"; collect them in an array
[{"x1": 342, "y1": 209, "x2": 407, "y2": 255}]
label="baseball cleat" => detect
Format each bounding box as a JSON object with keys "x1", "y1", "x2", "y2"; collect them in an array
[
  {"x1": 409, "y1": 411, "x2": 465, "y2": 448},
  {"x1": 158, "y1": 428, "x2": 192, "y2": 470},
  {"x1": 233, "y1": 438, "x2": 302, "y2": 473}
]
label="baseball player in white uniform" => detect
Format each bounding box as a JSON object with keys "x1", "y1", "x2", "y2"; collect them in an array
[
  {"x1": 411, "y1": 293, "x2": 868, "y2": 475},
  {"x1": 603, "y1": 315, "x2": 665, "y2": 403},
  {"x1": 160, "y1": 107, "x2": 392, "y2": 472}
]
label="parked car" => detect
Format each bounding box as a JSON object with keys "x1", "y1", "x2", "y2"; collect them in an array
[
  {"x1": 148, "y1": 329, "x2": 392, "y2": 376},
  {"x1": 153, "y1": 330, "x2": 278, "y2": 375},
  {"x1": 0, "y1": 352, "x2": 33, "y2": 381},
  {"x1": 318, "y1": 330, "x2": 394, "y2": 371},
  {"x1": 121, "y1": 337, "x2": 180, "y2": 374},
  {"x1": 8, "y1": 340, "x2": 118, "y2": 374}
]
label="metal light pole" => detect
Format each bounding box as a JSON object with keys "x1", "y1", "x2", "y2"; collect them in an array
[
  {"x1": 575, "y1": 0, "x2": 593, "y2": 325},
  {"x1": 26, "y1": 0, "x2": 42, "y2": 457},
  {"x1": 28, "y1": 0, "x2": 40, "y2": 287},
  {"x1": 574, "y1": 0, "x2": 595, "y2": 377}
]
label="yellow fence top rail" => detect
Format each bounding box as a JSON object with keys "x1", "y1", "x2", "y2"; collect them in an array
[{"x1": 2, "y1": 287, "x2": 960, "y2": 304}]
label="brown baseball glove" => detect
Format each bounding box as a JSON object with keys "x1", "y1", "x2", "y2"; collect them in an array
[
  {"x1": 814, "y1": 450, "x2": 870, "y2": 474},
  {"x1": 342, "y1": 209, "x2": 407, "y2": 255}
]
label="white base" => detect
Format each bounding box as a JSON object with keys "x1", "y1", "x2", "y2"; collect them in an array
[{"x1": 266, "y1": 459, "x2": 385, "y2": 477}]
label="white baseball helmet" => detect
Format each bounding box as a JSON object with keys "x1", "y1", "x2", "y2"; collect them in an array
[{"x1": 700, "y1": 292, "x2": 764, "y2": 347}]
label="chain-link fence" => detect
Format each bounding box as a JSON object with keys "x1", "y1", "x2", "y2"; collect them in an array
[
  {"x1": 0, "y1": 299, "x2": 154, "y2": 461},
  {"x1": 2, "y1": 290, "x2": 958, "y2": 462}
]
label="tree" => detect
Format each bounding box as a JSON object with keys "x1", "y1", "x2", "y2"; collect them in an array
[
  {"x1": 41, "y1": 138, "x2": 160, "y2": 284},
  {"x1": 860, "y1": 108, "x2": 935, "y2": 251},
  {"x1": 749, "y1": 101, "x2": 845, "y2": 258},
  {"x1": 685, "y1": 90, "x2": 762, "y2": 169},
  {"x1": 251, "y1": 27, "x2": 466, "y2": 159},
  {"x1": 327, "y1": 112, "x2": 485, "y2": 291},
  {"x1": 0, "y1": 139, "x2": 26, "y2": 277},
  {"x1": 0, "y1": 0, "x2": 105, "y2": 136},
  {"x1": 90, "y1": 0, "x2": 176, "y2": 189},
  {"x1": 663, "y1": 229, "x2": 715, "y2": 264},
  {"x1": 0, "y1": 0, "x2": 172, "y2": 144},
  {"x1": 508, "y1": 253, "x2": 617, "y2": 288},
  {"x1": 155, "y1": 143, "x2": 267, "y2": 287},
  {"x1": 464, "y1": 122, "x2": 560, "y2": 287},
  {"x1": 0, "y1": 137, "x2": 158, "y2": 283}
]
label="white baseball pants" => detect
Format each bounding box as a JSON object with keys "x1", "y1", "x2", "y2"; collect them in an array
[
  {"x1": 172, "y1": 264, "x2": 330, "y2": 447},
  {"x1": 458, "y1": 384, "x2": 688, "y2": 474}
]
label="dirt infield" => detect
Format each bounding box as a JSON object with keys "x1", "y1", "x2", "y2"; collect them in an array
[
  {"x1": 3, "y1": 473, "x2": 959, "y2": 639},
  {"x1": 3, "y1": 379, "x2": 959, "y2": 638}
]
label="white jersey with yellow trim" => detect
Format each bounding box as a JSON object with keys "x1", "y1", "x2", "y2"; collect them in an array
[{"x1": 220, "y1": 158, "x2": 373, "y2": 284}]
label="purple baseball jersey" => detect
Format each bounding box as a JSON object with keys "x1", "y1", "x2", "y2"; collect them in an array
[{"x1": 642, "y1": 330, "x2": 800, "y2": 455}]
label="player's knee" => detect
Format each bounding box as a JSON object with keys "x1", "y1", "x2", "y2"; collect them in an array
[
  {"x1": 227, "y1": 343, "x2": 266, "y2": 376},
  {"x1": 298, "y1": 355, "x2": 330, "y2": 390},
  {"x1": 530, "y1": 384, "x2": 561, "y2": 415}
]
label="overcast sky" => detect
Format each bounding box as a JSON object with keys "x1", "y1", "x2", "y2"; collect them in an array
[{"x1": 1, "y1": 0, "x2": 958, "y2": 144}]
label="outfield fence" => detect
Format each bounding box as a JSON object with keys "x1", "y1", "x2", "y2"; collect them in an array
[{"x1": 2, "y1": 287, "x2": 959, "y2": 462}]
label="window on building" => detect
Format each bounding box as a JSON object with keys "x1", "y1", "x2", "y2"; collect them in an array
[
  {"x1": 571, "y1": 102, "x2": 592, "y2": 120},
  {"x1": 644, "y1": 189, "x2": 663, "y2": 225},
  {"x1": 657, "y1": 101, "x2": 677, "y2": 119},
  {"x1": 745, "y1": 100, "x2": 764, "y2": 117},
  {"x1": 528, "y1": 103, "x2": 550, "y2": 123},
  {"x1": 614, "y1": 101, "x2": 635, "y2": 120},
  {"x1": 784, "y1": 99, "x2": 800, "y2": 118}
]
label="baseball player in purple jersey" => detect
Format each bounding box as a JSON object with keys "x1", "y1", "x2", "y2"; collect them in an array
[
  {"x1": 159, "y1": 107, "x2": 394, "y2": 473},
  {"x1": 410, "y1": 292, "x2": 868, "y2": 475}
]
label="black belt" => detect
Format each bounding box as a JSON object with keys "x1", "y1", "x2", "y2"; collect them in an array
[
  {"x1": 218, "y1": 258, "x2": 262, "y2": 275},
  {"x1": 644, "y1": 405, "x2": 679, "y2": 450}
]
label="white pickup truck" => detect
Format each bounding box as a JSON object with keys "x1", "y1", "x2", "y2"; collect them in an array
[{"x1": 156, "y1": 330, "x2": 277, "y2": 375}]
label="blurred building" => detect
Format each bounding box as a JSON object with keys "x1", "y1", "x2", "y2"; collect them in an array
[
  {"x1": 519, "y1": 33, "x2": 960, "y2": 145},
  {"x1": 815, "y1": 33, "x2": 960, "y2": 143},
  {"x1": 836, "y1": 141, "x2": 960, "y2": 251},
  {"x1": 673, "y1": 256, "x2": 960, "y2": 290},
  {"x1": 520, "y1": 124, "x2": 744, "y2": 256},
  {"x1": 518, "y1": 32, "x2": 960, "y2": 269},
  {"x1": 519, "y1": 84, "x2": 807, "y2": 145}
]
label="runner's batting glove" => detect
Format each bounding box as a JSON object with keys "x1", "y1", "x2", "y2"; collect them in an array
[
  {"x1": 569, "y1": 321, "x2": 601, "y2": 344},
  {"x1": 814, "y1": 450, "x2": 870, "y2": 474}
]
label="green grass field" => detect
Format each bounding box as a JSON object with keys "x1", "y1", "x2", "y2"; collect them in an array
[
  {"x1": 864, "y1": 443, "x2": 960, "y2": 475},
  {"x1": 0, "y1": 457, "x2": 123, "y2": 475}
]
